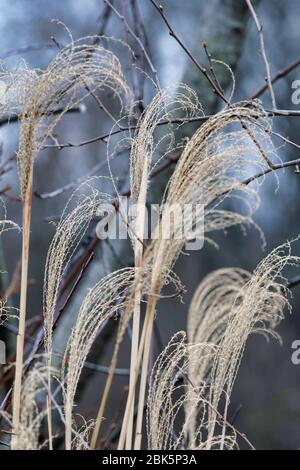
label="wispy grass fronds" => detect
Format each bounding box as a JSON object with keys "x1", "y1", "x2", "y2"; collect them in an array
[
  {"x1": 62, "y1": 267, "x2": 136, "y2": 450},
  {"x1": 91, "y1": 264, "x2": 183, "y2": 449},
  {"x1": 0, "y1": 300, "x2": 10, "y2": 326},
  {"x1": 148, "y1": 239, "x2": 297, "y2": 450},
  {"x1": 43, "y1": 181, "x2": 111, "y2": 370},
  {"x1": 129, "y1": 84, "x2": 201, "y2": 209},
  {"x1": 121, "y1": 100, "x2": 274, "y2": 449},
  {"x1": 185, "y1": 242, "x2": 298, "y2": 449},
  {"x1": 124, "y1": 83, "x2": 201, "y2": 448},
  {"x1": 207, "y1": 242, "x2": 299, "y2": 447},
  {"x1": 16, "y1": 36, "x2": 132, "y2": 199},
  {"x1": 10, "y1": 36, "x2": 132, "y2": 448},
  {"x1": 72, "y1": 418, "x2": 95, "y2": 450},
  {"x1": 43, "y1": 179, "x2": 112, "y2": 447},
  {"x1": 147, "y1": 332, "x2": 237, "y2": 450},
  {"x1": 0, "y1": 300, "x2": 18, "y2": 326},
  {"x1": 185, "y1": 268, "x2": 249, "y2": 444},
  {"x1": 144, "y1": 100, "x2": 274, "y2": 286},
  {"x1": 14, "y1": 362, "x2": 50, "y2": 450},
  {"x1": 0, "y1": 219, "x2": 20, "y2": 236},
  {"x1": 185, "y1": 268, "x2": 250, "y2": 442},
  {"x1": 188, "y1": 268, "x2": 251, "y2": 347}
]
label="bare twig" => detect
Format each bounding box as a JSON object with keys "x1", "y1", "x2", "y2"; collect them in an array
[
  {"x1": 40, "y1": 109, "x2": 300, "y2": 154},
  {"x1": 41, "y1": 116, "x2": 208, "y2": 150},
  {"x1": 203, "y1": 42, "x2": 225, "y2": 96},
  {"x1": 105, "y1": 0, "x2": 160, "y2": 88},
  {"x1": 129, "y1": 0, "x2": 148, "y2": 110},
  {"x1": 1, "y1": 260, "x2": 21, "y2": 301},
  {"x1": 251, "y1": 58, "x2": 300, "y2": 100},
  {"x1": 245, "y1": 0, "x2": 276, "y2": 108},
  {"x1": 0, "y1": 106, "x2": 82, "y2": 129},
  {"x1": 287, "y1": 274, "x2": 300, "y2": 290},
  {"x1": 149, "y1": 0, "x2": 228, "y2": 104},
  {"x1": 94, "y1": 1, "x2": 114, "y2": 38},
  {"x1": 34, "y1": 159, "x2": 109, "y2": 199},
  {"x1": 0, "y1": 186, "x2": 21, "y2": 202},
  {"x1": 0, "y1": 153, "x2": 16, "y2": 177},
  {"x1": 0, "y1": 44, "x2": 55, "y2": 60}
]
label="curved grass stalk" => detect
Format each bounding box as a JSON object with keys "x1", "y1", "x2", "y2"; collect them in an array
[
  {"x1": 62, "y1": 268, "x2": 135, "y2": 449},
  {"x1": 127, "y1": 84, "x2": 199, "y2": 449},
  {"x1": 206, "y1": 242, "x2": 299, "y2": 449},
  {"x1": 147, "y1": 242, "x2": 298, "y2": 449},
  {"x1": 9, "y1": 36, "x2": 131, "y2": 449}
]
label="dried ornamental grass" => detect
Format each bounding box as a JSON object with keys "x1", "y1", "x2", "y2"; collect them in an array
[
  {"x1": 43, "y1": 180, "x2": 114, "y2": 447},
  {"x1": 185, "y1": 241, "x2": 298, "y2": 449},
  {"x1": 207, "y1": 242, "x2": 298, "y2": 448},
  {"x1": 120, "y1": 100, "x2": 276, "y2": 449},
  {"x1": 43, "y1": 181, "x2": 112, "y2": 372},
  {"x1": 62, "y1": 267, "x2": 136, "y2": 450},
  {"x1": 147, "y1": 332, "x2": 237, "y2": 450},
  {"x1": 14, "y1": 362, "x2": 50, "y2": 450},
  {"x1": 124, "y1": 83, "x2": 201, "y2": 449},
  {"x1": 16, "y1": 36, "x2": 132, "y2": 199},
  {"x1": 9, "y1": 37, "x2": 132, "y2": 448},
  {"x1": 1, "y1": 33, "x2": 294, "y2": 451},
  {"x1": 143, "y1": 100, "x2": 274, "y2": 291},
  {"x1": 188, "y1": 268, "x2": 251, "y2": 349},
  {"x1": 186, "y1": 268, "x2": 250, "y2": 442},
  {"x1": 147, "y1": 243, "x2": 298, "y2": 450}
]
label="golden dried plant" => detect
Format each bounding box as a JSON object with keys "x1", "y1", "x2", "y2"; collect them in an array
[
  {"x1": 8, "y1": 37, "x2": 132, "y2": 449},
  {"x1": 119, "y1": 99, "x2": 275, "y2": 449}
]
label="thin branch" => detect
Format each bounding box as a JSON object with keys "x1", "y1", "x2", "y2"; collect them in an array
[
  {"x1": 41, "y1": 116, "x2": 208, "y2": 150},
  {"x1": 104, "y1": 0, "x2": 160, "y2": 88},
  {"x1": 94, "y1": 1, "x2": 114, "y2": 39},
  {"x1": 149, "y1": 0, "x2": 228, "y2": 104},
  {"x1": 268, "y1": 109, "x2": 300, "y2": 117},
  {"x1": 202, "y1": 42, "x2": 225, "y2": 96},
  {"x1": 287, "y1": 274, "x2": 300, "y2": 290},
  {"x1": 1, "y1": 260, "x2": 21, "y2": 301},
  {"x1": 241, "y1": 156, "x2": 300, "y2": 186},
  {"x1": 34, "y1": 159, "x2": 109, "y2": 199},
  {"x1": 0, "y1": 106, "x2": 82, "y2": 129},
  {"x1": 129, "y1": 0, "x2": 148, "y2": 110},
  {"x1": 263, "y1": 126, "x2": 300, "y2": 151},
  {"x1": 251, "y1": 58, "x2": 300, "y2": 100},
  {"x1": 41, "y1": 109, "x2": 300, "y2": 152},
  {"x1": 0, "y1": 186, "x2": 21, "y2": 202},
  {"x1": 83, "y1": 362, "x2": 130, "y2": 376},
  {"x1": 245, "y1": 0, "x2": 276, "y2": 108},
  {"x1": 0, "y1": 44, "x2": 55, "y2": 60}
]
